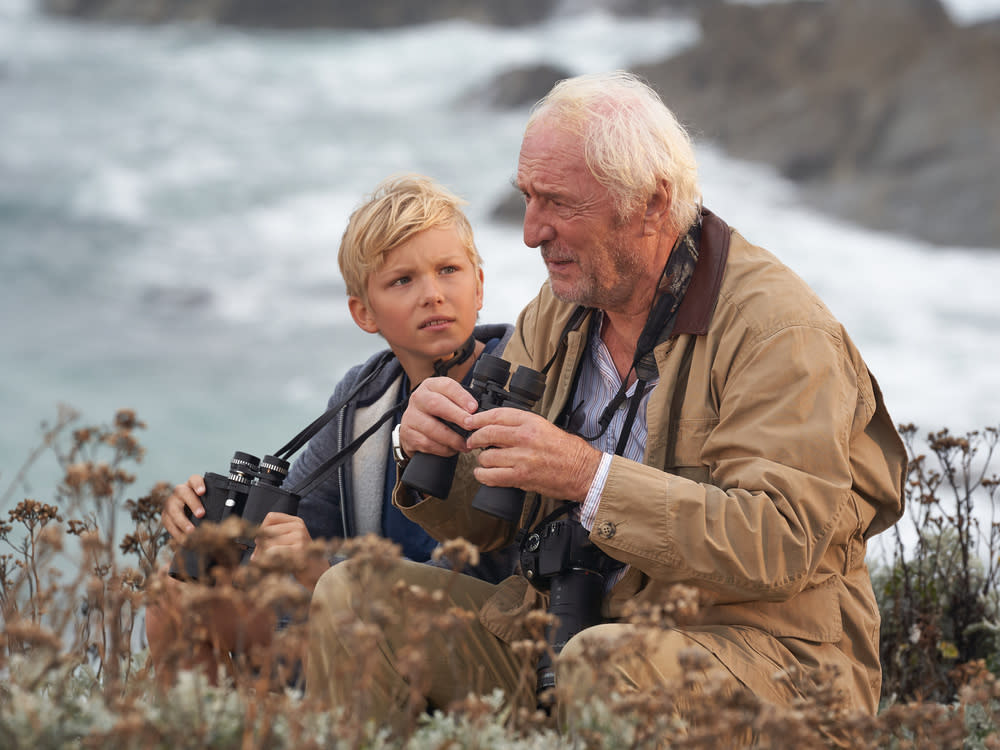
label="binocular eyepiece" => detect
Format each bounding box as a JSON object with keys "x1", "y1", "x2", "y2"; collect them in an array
[
  {"x1": 168, "y1": 451, "x2": 300, "y2": 581},
  {"x1": 400, "y1": 353, "x2": 546, "y2": 523}
]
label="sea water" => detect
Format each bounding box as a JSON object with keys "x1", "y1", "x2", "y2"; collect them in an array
[{"x1": 1, "y1": 0, "x2": 999, "y2": 521}]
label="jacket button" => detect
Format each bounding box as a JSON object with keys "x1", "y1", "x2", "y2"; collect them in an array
[{"x1": 596, "y1": 521, "x2": 616, "y2": 539}]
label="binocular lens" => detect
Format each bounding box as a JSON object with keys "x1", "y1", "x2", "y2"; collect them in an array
[
  {"x1": 507, "y1": 366, "x2": 546, "y2": 404},
  {"x1": 256, "y1": 454, "x2": 290, "y2": 486},
  {"x1": 230, "y1": 451, "x2": 260, "y2": 481},
  {"x1": 471, "y1": 353, "x2": 510, "y2": 385}
]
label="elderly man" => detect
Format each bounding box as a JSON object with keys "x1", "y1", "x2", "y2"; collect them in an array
[{"x1": 306, "y1": 71, "x2": 905, "y2": 726}]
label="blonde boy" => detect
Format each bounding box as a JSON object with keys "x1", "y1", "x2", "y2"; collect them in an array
[{"x1": 149, "y1": 174, "x2": 514, "y2": 679}]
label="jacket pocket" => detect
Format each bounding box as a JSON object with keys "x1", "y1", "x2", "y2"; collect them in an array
[
  {"x1": 698, "y1": 574, "x2": 845, "y2": 643},
  {"x1": 667, "y1": 417, "x2": 718, "y2": 483}
]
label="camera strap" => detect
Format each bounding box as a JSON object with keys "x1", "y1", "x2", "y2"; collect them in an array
[
  {"x1": 432, "y1": 333, "x2": 477, "y2": 377},
  {"x1": 271, "y1": 349, "x2": 398, "y2": 462},
  {"x1": 538, "y1": 304, "x2": 595, "y2": 376},
  {"x1": 287, "y1": 395, "x2": 409, "y2": 499},
  {"x1": 274, "y1": 333, "x2": 488, "y2": 500},
  {"x1": 518, "y1": 216, "x2": 701, "y2": 539},
  {"x1": 574, "y1": 215, "x2": 701, "y2": 450}
]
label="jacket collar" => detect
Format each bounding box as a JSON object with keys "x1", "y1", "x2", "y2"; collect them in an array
[{"x1": 672, "y1": 207, "x2": 730, "y2": 336}]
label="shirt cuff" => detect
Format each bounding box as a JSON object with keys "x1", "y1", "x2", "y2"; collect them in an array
[{"x1": 579, "y1": 452, "x2": 613, "y2": 531}]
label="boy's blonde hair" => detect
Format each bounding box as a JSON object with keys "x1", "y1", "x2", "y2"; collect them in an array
[{"x1": 338, "y1": 174, "x2": 482, "y2": 305}]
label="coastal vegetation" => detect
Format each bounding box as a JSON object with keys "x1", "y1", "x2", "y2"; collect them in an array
[{"x1": 2, "y1": 407, "x2": 1000, "y2": 748}]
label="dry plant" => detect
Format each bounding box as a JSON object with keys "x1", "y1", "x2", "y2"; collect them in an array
[
  {"x1": 1, "y1": 407, "x2": 167, "y2": 700},
  {"x1": 874, "y1": 424, "x2": 1000, "y2": 705},
  {"x1": 3, "y1": 409, "x2": 1000, "y2": 749}
]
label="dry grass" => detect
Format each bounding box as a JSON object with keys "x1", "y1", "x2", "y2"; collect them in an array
[{"x1": 2, "y1": 408, "x2": 1000, "y2": 748}]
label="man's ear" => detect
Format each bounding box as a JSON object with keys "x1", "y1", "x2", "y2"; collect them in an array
[
  {"x1": 348, "y1": 295, "x2": 380, "y2": 334},
  {"x1": 642, "y1": 179, "x2": 671, "y2": 236}
]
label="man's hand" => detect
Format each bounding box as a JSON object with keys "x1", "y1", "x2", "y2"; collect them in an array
[
  {"x1": 465, "y1": 407, "x2": 603, "y2": 503},
  {"x1": 162, "y1": 474, "x2": 207, "y2": 541},
  {"x1": 398, "y1": 376, "x2": 479, "y2": 458}
]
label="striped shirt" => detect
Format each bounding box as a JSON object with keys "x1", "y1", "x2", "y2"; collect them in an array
[{"x1": 573, "y1": 311, "x2": 657, "y2": 589}]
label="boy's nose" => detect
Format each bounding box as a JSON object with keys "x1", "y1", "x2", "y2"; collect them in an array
[{"x1": 420, "y1": 275, "x2": 445, "y2": 304}]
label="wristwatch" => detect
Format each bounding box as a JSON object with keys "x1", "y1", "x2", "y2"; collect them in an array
[{"x1": 391, "y1": 423, "x2": 409, "y2": 468}]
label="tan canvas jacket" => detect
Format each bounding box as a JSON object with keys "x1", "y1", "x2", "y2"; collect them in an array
[{"x1": 396, "y1": 209, "x2": 906, "y2": 713}]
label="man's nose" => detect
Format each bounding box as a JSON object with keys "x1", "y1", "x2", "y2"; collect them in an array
[{"x1": 523, "y1": 201, "x2": 555, "y2": 248}]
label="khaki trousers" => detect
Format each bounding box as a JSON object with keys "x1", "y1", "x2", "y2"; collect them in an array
[
  {"x1": 306, "y1": 558, "x2": 736, "y2": 730},
  {"x1": 306, "y1": 558, "x2": 528, "y2": 730}
]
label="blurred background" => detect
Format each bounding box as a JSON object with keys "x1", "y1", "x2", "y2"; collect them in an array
[{"x1": 1, "y1": 0, "x2": 998, "y2": 514}]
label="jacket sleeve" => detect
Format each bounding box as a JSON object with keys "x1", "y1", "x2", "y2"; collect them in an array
[
  {"x1": 393, "y1": 450, "x2": 517, "y2": 552},
  {"x1": 591, "y1": 322, "x2": 903, "y2": 604}
]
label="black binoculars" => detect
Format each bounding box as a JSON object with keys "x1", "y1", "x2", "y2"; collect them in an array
[
  {"x1": 401, "y1": 353, "x2": 545, "y2": 523},
  {"x1": 168, "y1": 451, "x2": 300, "y2": 581}
]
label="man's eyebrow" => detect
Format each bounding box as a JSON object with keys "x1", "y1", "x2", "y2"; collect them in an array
[{"x1": 512, "y1": 175, "x2": 559, "y2": 200}]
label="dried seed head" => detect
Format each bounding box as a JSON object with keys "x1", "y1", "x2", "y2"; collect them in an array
[{"x1": 432, "y1": 537, "x2": 481, "y2": 571}]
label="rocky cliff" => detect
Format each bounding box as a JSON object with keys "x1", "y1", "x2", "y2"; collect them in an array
[{"x1": 633, "y1": 0, "x2": 1000, "y2": 248}]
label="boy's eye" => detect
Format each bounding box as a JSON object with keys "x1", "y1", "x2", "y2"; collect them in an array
[
  {"x1": 440, "y1": 265, "x2": 458, "y2": 275},
  {"x1": 390, "y1": 275, "x2": 411, "y2": 287}
]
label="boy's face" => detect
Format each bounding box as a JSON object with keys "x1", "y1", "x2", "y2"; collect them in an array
[{"x1": 348, "y1": 225, "x2": 484, "y2": 380}]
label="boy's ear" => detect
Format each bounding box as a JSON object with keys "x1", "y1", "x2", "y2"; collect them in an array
[
  {"x1": 348, "y1": 295, "x2": 380, "y2": 334},
  {"x1": 475, "y1": 267, "x2": 485, "y2": 311}
]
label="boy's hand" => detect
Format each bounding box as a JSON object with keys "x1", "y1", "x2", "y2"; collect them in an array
[
  {"x1": 400, "y1": 376, "x2": 479, "y2": 457},
  {"x1": 251, "y1": 512, "x2": 312, "y2": 559},
  {"x1": 252, "y1": 513, "x2": 329, "y2": 590},
  {"x1": 162, "y1": 474, "x2": 207, "y2": 541}
]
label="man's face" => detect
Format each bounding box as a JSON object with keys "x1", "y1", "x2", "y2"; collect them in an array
[
  {"x1": 516, "y1": 120, "x2": 646, "y2": 312},
  {"x1": 349, "y1": 226, "x2": 484, "y2": 377}
]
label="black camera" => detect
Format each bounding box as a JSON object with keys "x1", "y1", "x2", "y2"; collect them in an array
[
  {"x1": 520, "y1": 517, "x2": 625, "y2": 697},
  {"x1": 168, "y1": 451, "x2": 300, "y2": 581},
  {"x1": 401, "y1": 353, "x2": 545, "y2": 522}
]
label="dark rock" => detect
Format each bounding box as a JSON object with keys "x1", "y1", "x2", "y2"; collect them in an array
[
  {"x1": 632, "y1": 0, "x2": 1000, "y2": 247},
  {"x1": 458, "y1": 64, "x2": 572, "y2": 110},
  {"x1": 490, "y1": 188, "x2": 526, "y2": 226},
  {"x1": 41, "y1": 0, "x2": 224, "y2": 23},
  {"x1": 611, "y1": 0, "x2": 722, "y2": 17},
  {"x1": 41, "y1": 0, "x2": 561, "y2": 27}
]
